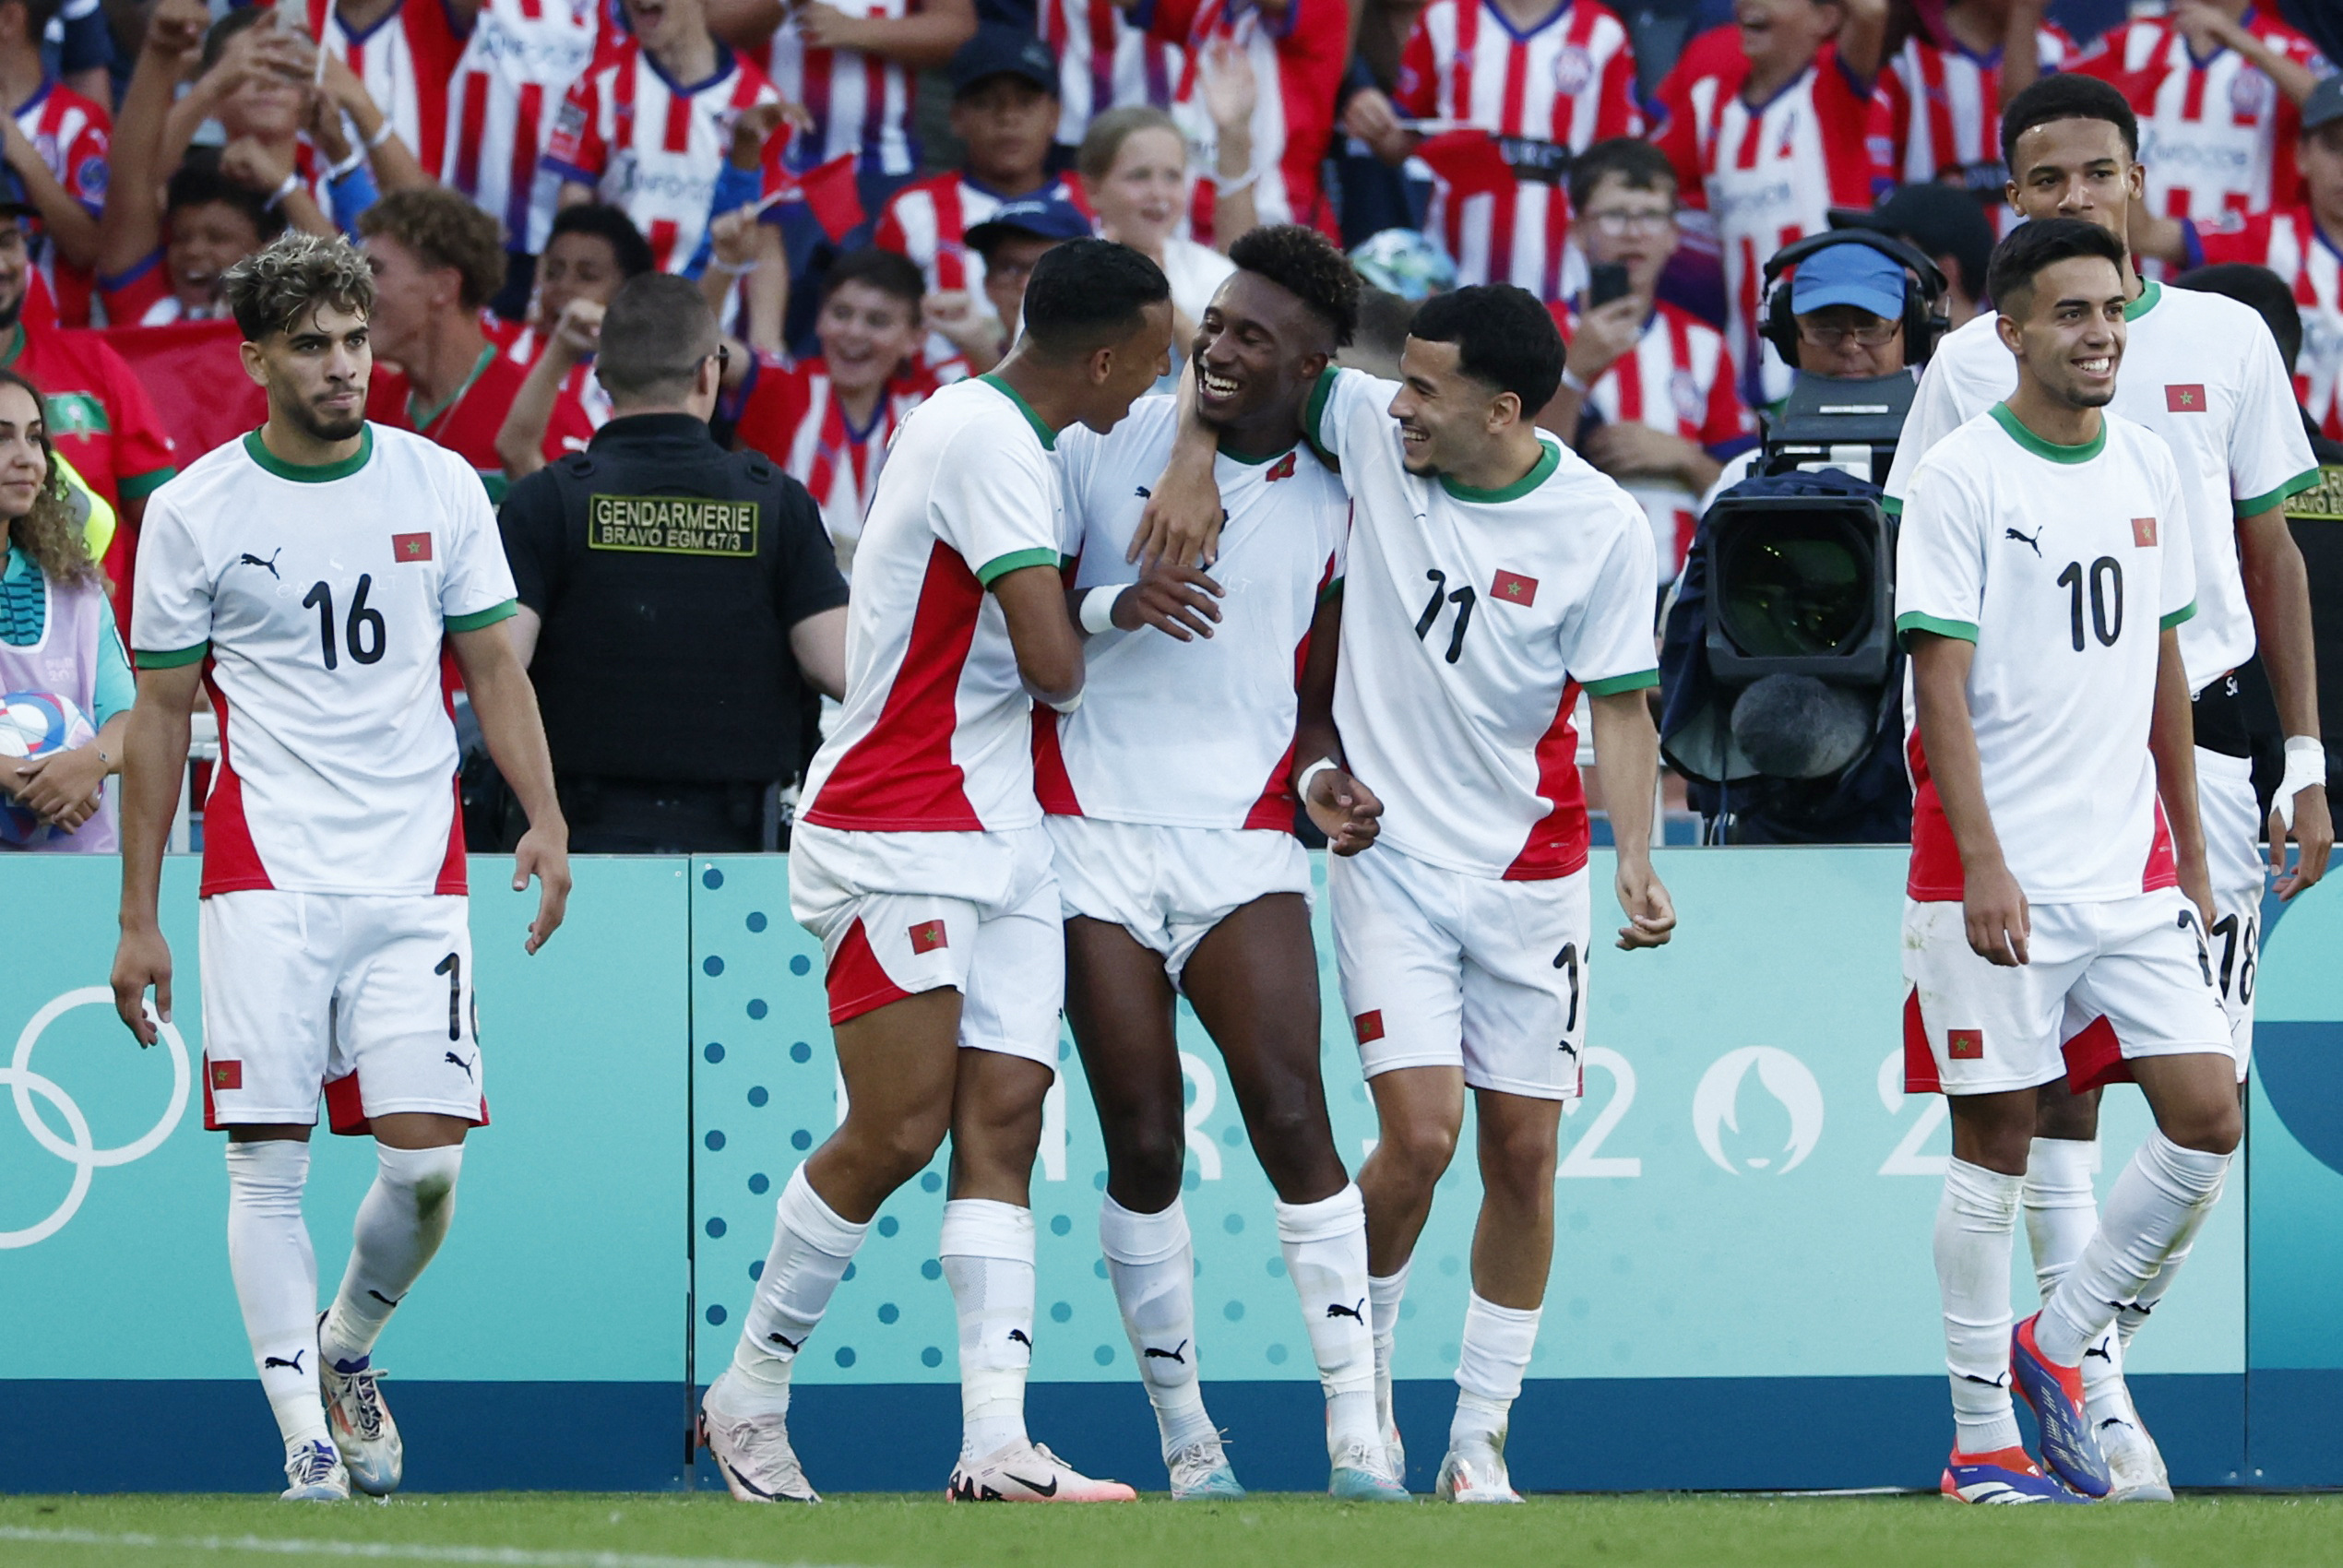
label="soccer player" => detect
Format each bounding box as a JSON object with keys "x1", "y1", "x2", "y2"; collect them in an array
[
  {"x1": 1148, "y1": 285, "x2": 1674, "y2": 1501},
  {"x1": 1044, "y1": 224, "x2": 1403, "y2": 1503},
  {"x1": 1653, "y1": 0, "x2": 1888, "y2": 406},
  {"x1": 699, "y1": 238, "x2": 1172, "y2": 1505},
  {"x1": 1883, "y1": 74, "x2": 2330, "y2": 1500},
  {"x1": 1539, "y1": 137, "x2": 1754, "y2": 587},
  {"x1": 1897, "y1": 217, "x2": 2241, "y2": 1504},
  {"x1": 108, "y1": 232, "x2": 572, "y2": 1502}
]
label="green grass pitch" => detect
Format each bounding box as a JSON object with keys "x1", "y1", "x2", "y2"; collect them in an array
[{"x1": 6, "y1": 1492, "x2": 2343, "y2": 1568}]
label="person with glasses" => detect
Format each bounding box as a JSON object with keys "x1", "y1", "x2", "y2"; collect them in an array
[
  {"x1": 496, "y1": 273, "x2": 850, "y2": 853},
  {"x1": 1538, "y1": 137, "x2": 1754, "y2": 588}
]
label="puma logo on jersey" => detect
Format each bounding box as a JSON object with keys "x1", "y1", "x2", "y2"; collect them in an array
[
  {"x1": 1325, "y1": 1299, "x2": 1366, "y2": 1324},
  {"x1": 1144, "y1": 1340, "x2": 1189, "y2": 1364},
  {"x1": 445, "y1": 1051, "x2": 476, "y2": 1081},
  {"x1": 239, "y1": 549, "x2": 283, "y2": 578},
  {"x1": 2004, "y1": 528, "x2": 2042, "y2": 556},
  {"x1": 1134, "y1": 485, "x2": 1152, "y2": 498},
  {"x1": 264, "y1": 1350, "x2": 307, "y2": 1373},
  {"x1": 1558, "y1": 1040, "x2": 1580, "y2": 1060}
]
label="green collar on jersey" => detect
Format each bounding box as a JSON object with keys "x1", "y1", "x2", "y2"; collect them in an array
[
  {"x1": 243, "y1": 425, "x2": 374, "y2": 483},
  {"x1": 2124, "y1": 280, "x2": 2161, "y2": 322},
  {"x1": 1220, "y1": 440, "x2": 1298, "y2": 467},
  {"x1": 977, "y1": 373, "x2": 1055, "y2": 450},
  {"x1": 1989, "y1": 402, "x2": 2105, "y2": 464},
  {"x1": 0, "y1": 324, "x2": 20, "y2": 369},
  {"x1": 1440, "y1": 437, "x2": 1560, "y2": 504}
]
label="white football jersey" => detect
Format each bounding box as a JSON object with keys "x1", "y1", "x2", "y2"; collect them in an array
[
  {"x1": 1886, "y1": 281, "x2": 2319, "y2": 693},
  {"x1": 1041, "y1": 395, "x2": 1350, "y2": 829},
  {"x1": 129, "y1": 426, "x2": 517, "y2": 897},
  {"x1": 1306, "y1": 367, "x2": 1659, "y2": 880},
  {"x1": 801, "y1": 375, "x2": 1070, "y2": 835},
  {"x1": 1896, "y1": 405, "x2": 2194, "y2": 904}
]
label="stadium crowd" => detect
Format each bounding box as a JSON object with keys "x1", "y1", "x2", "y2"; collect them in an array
[{"x1": 1, "y1": 0, "x2": 2339, "y2": 849}]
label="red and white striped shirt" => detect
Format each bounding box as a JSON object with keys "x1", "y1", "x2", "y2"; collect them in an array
[
  {"x1": 1867, "y1": 26, "x2": 2073, "y2": 213},
  {"x1": 872, "y1": 170, "x2": 1089, "y2": 297},
  {"x1": 731, "y1": 354, "x2": 956, "y2": 572},
  {"x1": 1392, "y1": 0, "x2": 1643, "y2": 294},
  {"x1": 1158, "y1": 0, "x2": 1347, "y2": 238},
  {"x1": 303, "y1": 0, "x2": 470, "y2": 181},
  {"x1": 444, "y1": 0, "x2": 611, "y2": 254},
  {"x1": 541, "y1": 40, "x2": 783, "y2": 273},
  {"x1": 13, "y1": 77, "x2": 109, "y2": 327},
  {"x1": 762, "y1": 0, "x2": 920, "y2": 178},
  {"x1": 2070, "y1": 11, "x2": 2328, "y2": 227},
  {"x1": 496, "y1": 322, "x2": 615, "y2": 440},
  {"x1": 1042, "y1": 0, "x2": 1187, "y2": 148},
  {"x1": 2194, "y1": 205, "x2": 2343, "y2": 445},
  {"x1": 1551, "y1": 296, "x2": 1753, "y2": 576},
  {"x1": 1656, "y1": 42, "x2": 1875, "y2": 406}
]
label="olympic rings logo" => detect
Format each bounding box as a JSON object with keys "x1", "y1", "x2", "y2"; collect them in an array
[{"x1": 1, "y1": 986, "x2": 189, "y2": 1249}]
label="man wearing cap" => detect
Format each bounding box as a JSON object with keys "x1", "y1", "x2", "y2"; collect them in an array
[
  {"x1": 1845, "y1": 183, "x2": 1994, "y2": 330},
  {"x1": 0, "y1": 195, "x2": 177, "y2": 627},
  {"x1": 2135, "y1": 73, "x2": 2343, "y2": 449},
  {"x1": 874, "y1": 25, "x2": 1091, "y2": 358},
  {"x1": 922, "y1": 196, "x2": 1094, "y2": 373}
]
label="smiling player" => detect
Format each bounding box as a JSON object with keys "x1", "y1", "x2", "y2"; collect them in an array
[{"x1": 1043, "y1": 224, "x2": 1402, "y2": 1503}]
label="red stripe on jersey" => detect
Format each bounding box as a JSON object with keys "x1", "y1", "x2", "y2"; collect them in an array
[
  {"x1": 2061, "y1": 1016, "x2": 2132, "y2": 1093},
  {"x1": 1032, "y1": 708, "x2": 1083, "y2": 814},
  {"x1": 827, "y1": 917, "x2": 916, "y2": 1024},
  {"x1": 326, "y1": 1071, "x2": 371, "y2": 1135},
  {"x1": 434, "y1": 650, "x2": 470, "y2": 897},
  {"x1": 1503, "y1": 678, "x2": 1590, "y2": 880},
  {"x1": 1901, "y1": 989, "x2": 1940, "y2": 1094},
  {"x1": 455, "y1": 72, "x2": 490, "y2": 193},
  {"x1": 648, "y1": 218, "x2": 681, "y2": 270},
  {"x1": 1904, "y1": 725, "x2": 1964, "y2": 899},
  {"x1": 803, "y1": 540, "x2": 986, "y2": 831},
  {"x1": 661, "y1": 86, "x2": 693, "y2": 153},
  {"x1": 196, "y1": 664, "x2": 275, "y2": 897},
  {"x1": 1240, "y1": 549, "x2": 1338, "y2": 833},
  {"x1": 2142, "y1": 796, "x2": 2176, "y2": 892}
]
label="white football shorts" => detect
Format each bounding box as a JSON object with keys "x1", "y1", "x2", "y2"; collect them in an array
[
  {"x1": 1327, "y1": 844, "x2": 1590, "y2": 1101},
  {"x1": 1901, "y1": 887, "x2": 2230, "y2": 1096},
  {"x1": 199, "y1": 890, "x2": 486, "y2": 1134},
  {"x1": 790, "y1": 821, "x2": 1064, "y2": 1069},
  {"x1": 1047, "y1": 816, "x2": 1313, "y2": 990}
]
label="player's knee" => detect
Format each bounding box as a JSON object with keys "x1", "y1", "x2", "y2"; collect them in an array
[
  {"x1": 2032, "y1": 1091, "x2": 2097, "y2": 1141},
  {"x1": 1108, "y1": 1117, "x2": 1186, "y2": 1206},
  {"x1": 2163, "y1": 1101, "x2": 2242, "y2": 1158},
  {"x1": 1374, "y1": 1113, "x2": 1460, "y2": 1188},
  {"x1": 1479, "y1": 1123, "x2": 1558, "y2": 1210},
  {"x1": 865, "y1": 1107, "x2": 951, "y2": 1185}
]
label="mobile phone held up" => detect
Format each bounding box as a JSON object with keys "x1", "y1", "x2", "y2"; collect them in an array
[{"x1": 1588, "y1": 262, "x2": 1632, "y2": 310}]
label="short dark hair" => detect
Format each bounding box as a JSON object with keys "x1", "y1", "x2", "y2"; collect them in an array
[
  {"x1": 2001, "y1": 74, "x2": 2139, "y2": 179},
  {"x1": 596, "y1": 273, "x2": 719, "y2": 402},
  {"x1": 1567, "y1": 137, "x2": 1677, "y2": 213},
  {"x1": 1985, "y1": 217, "x2": 2129, "y2": 315},
  {"x1": 1019, "y1": 238, "x2": 1171, "y2": 360},
  {"x1": 820, "y1": 246, "x2": 928, "y2": 313},
  {"x1": 167, "y1": 149, "x2": 285, "y2": 244},
  {"x1": 2177, "y1": 262, "x2": 2303, "y2": 374},
  {"x1": 1407, "y1": 283, "x2": 1563, "y2": 411},
  {"x1": 202, "y1": 6, "x2": 269, "y2": 71},
  {"x1": 546, "y1": 202, "x2": 655, "y2": 279},
  {"x1": 357, "y1": 186, "x2": 507, "y2": 311},
  {"x1": 1227, "y1": 223, "x2": 1359, "y2": 348}
]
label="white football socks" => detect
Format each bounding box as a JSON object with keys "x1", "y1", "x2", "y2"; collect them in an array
[
  {"x1": 226, "y1": 1138, "x2": 327, "y2": 1447},
  {"x1": 1935, "y1": 1158, "x2": 2024, "y2": 1455},
  {"x1": 1100, "y1": 1194, "x2": 1217, "y2": 1459},
  {"x1": 1369, "y1": 1262, "x2": 1409, "y2": 1439},
  {"x1": 941, "y1": 1198, "x2": 1037, "y2": 1461},
  {"x1": 319, "y1": 1143, "x2": 464, "y2": 1374},
  {"x1": 1450, "y1": 1291, "x2": 1540, "y2": 1454},
  {"x1": 2021, "y1": 1137, "x2": 2097, "y2": 1301},
  {"x1": 2037, "y1": 1132, "x2": 2230, "y2": 1369},
  {"x1": 729, "y1": 1165, "x2": 870, "y2": 1416},
  {"x1": 1274, "y1": 1183, "x2": 1379, "y2": 1457}
]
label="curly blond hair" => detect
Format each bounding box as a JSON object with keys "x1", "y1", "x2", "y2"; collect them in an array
[
  {"x1": 0, "y1": 370, "x2": 96, "y2": 588},
  {"x1": 358, "y1": 186, "x2": 509, "y2": 313},
  {"x1": 222, "y1": 232, "x2": 377, "y2": 344}
]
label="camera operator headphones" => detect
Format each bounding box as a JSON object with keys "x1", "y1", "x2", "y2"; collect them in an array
[{"x1": 1758, "y1": 229, "x2": 1951, "y2": 369}]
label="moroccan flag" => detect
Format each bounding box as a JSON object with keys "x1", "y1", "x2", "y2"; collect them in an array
[
  {"x1": 2165, "y1": 384, "x2": 2206, "y2": 412},
  {"x1": 393, "y1": 532, "x2": 434, "y2": 563},
  {"x1": 1413, "y1": 130, "x2": 1514, "y2": 199},
  {"x1": 1947, "y1": 1029, "x2": 1983, "y2": 1060},
  {"x1": 1353, "y1": 1010, "x2": 1386, "y2": 1044},
  {"x1": 2132, "y1": 517, "x2": 2159, "y2": 547},
  {"x1": 909, "y1": 919, "x2": 948, "y2": 955},
  {"x1": 1492, "y1": 568, "x2": 1539, "y2": 605}
]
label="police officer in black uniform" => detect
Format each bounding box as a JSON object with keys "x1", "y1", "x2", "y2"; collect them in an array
[{"x1": 499, "y1": 274, "x2": 849, "y2": 852}]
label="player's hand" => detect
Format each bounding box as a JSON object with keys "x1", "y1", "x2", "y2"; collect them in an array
[
  {"x1": 1963, "y1": 861, "x2": 2030, "y2": 967},
  {"x1": 10, "y1": 745, "x2": 106, "y2": 827},
  {"x1": 1128, "y1": 450, "x2": 1225, "y2": 569},
  {"x1": 111, "y1": 927, "x2": 173, "y2": 1048},
  {"x1": 513, "y1": 826, "x2": 572, "y2": 955},
  {"x1": 1613, "y1": 857, "x2": 1675, "y2": 950},
  {"x1": 1112, "y1": 562, "x2": 1223, "y2": 642},
  {"x1": 1304, "y1": 764, "x2": 1382, "y2": 856},
  {"x1": 2272, "y1": 783, "x2": 2332, "y2": 900},
  {"x1": 1565, "y1": 293, "x2": 1644, "y2": 385}
]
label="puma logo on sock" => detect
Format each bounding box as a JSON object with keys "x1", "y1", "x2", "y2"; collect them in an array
[{"x1": 1326, "y1": 1299, "x2": 1367, "y2": 1323}]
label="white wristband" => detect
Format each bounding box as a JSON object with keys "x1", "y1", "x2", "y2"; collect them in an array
[
  {"x1": 1079, "y1": 584, "x2": 1124, "y2": 636},
  {"x1": 365, "y1": 118, "x2": 398, "y2": 150},
  {"x1": 1560, "y1": 366, "x2": 1591, "y2": 396},
  {"x1": 1297, "y1": 756, "x2": 1338, "y2": 800},
  {"x1": 2276, "y1": 735, "x2": 2326, "y2": 831},
  {"x1": 1045, "y1": 687, "x2": 1084, "y2": 716}
]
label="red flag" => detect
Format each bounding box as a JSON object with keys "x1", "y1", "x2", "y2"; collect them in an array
[
  {"x1": 1353, "y1": 1010, "x2": 1386, "y2": 1044},
  {"x1": 1492, "y1": 568, "x2": 1540, "y2": 605},
  {"x1": 1947, "y1": 1029, "x2": 1983, "y2": 1060},
  {"x1": 1412, "y1": 130, "x2": 1514, "y2": 200},
  {"x1": 765, "y1": 151, "x2": 865, "y2": 243},
  {"x1": 2132, "y1": 517, "x2": 2159, "y2": 547},
  {"x1": 2164, "y1": 383, "x2": 2206, "y2": 413},
  {"x1": 392, "y1": 532, "x2": 434, "y2": 563},
  {"x1": 908, "y1": 918, "x2": 948, "y2": 954},
  {"x1": 102, "y1": 320, "x2": 268, "y2": 460},
  {"x1": 208, "y1": 1059, "x2": 243, "y2": 1090}
]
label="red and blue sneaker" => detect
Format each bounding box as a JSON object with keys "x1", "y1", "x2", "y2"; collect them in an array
[
  {"x1": 2010, "y1": 1313, "x2": 2110, "y2": 1498},
  {"x1": 1940, "y1": 1446, "x2": 2092, "y2": 1504}
]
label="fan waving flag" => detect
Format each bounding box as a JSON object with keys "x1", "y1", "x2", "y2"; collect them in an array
[
  {"x1": 762, "y1": 150, "x2": 866, "y2": 243},
  {"x1": 1411, "y1": 128, "x2": 1515, "y2": 201}
]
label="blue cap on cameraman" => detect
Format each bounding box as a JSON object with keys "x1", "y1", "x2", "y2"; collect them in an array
[
  {"x1": 949, "y1": 26, "x2": 1059, "y2": 100},
  {"x1": 1790, "y1": 242, "x2": 1905, "y2": 319},
  {"x1": 965, "y1": 196, "x2": 1093, "y2": 254}
]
